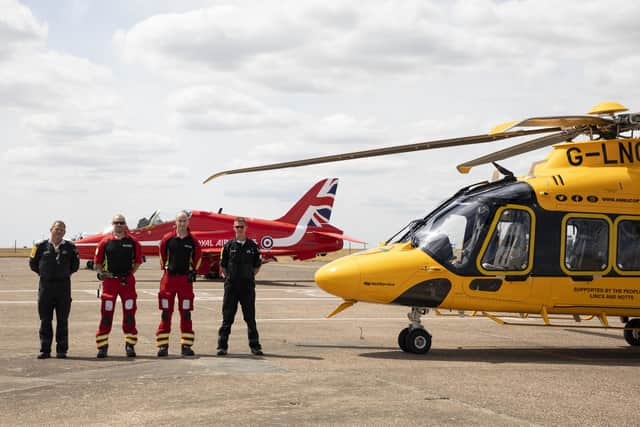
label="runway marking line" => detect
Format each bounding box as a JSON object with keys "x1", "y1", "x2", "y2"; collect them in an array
[{"x1": 0, "y1": 297, "x2": 340, "y2": 304}]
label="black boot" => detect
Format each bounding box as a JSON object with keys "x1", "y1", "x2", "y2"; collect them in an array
[
  {"x1": 181, "y1": 345, "x2": 195, "y2": 357},
  {"x1": 125, "y1": 343, "x2": 136, "y2": 357},
  {"x1": 250, "y1": 342, "x2": 263, "y2": 356},
  {"x1": 37, "y1": 352, "x2": 51, "y2": 359},
  {"x1": 97, "y1": 346, "x2": 108, "y2": 358},
  {"x1": 157, "y1": 346, "x2": 168, "y2": 357}
]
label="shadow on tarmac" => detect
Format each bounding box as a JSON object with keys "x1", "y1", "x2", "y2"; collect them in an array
[
  {"x1": 197, "y1": 353, "x2": 323, "y2": 361},
  {"x1": 63, "y1": 355, "x2": 161, "y2": 362},
  {"x1": 63, "y1": 353, "x2": 323, "y2": 362},
  {"x1": 255, "y1": 353, "x2": 323, "y2": 361},
  {"x1": 562, "y1": 329, "x2": 622, "y2": 339},
  {"x1": 256, "y1": 280, "x2": 315, "y2": 287},
  {"x1": 358, "y1": 347, "x2": 640, "y2": 366},
  {"x1": 297, "y1": 343, "x2": 395, "y2": 351}
]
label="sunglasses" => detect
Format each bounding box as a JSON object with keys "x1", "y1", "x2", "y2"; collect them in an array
[
  {"x1": 234, "y1": 225, "x2": 245, "y2": 229},
  {"x1": 113, "y1": 221, "x2": 126, "y2": 225}
]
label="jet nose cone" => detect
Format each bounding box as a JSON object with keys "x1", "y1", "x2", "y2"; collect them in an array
[{"x1": 314, "y1": 257, "x2": 360, "y2": 299}]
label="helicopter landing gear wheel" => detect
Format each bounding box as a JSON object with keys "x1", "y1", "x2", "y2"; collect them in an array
[
  {"x1": 398, "y1": 307, "x2": 432, "y2": 354},
  {"x1": 398, "y1": 328, "x2": 410, "y2": 352},
  {"x1": 624, "y1": 318, "x2": 640, "y2": 346},
  {"x1": 406, "y1": 328, "x2": 432, "y2": 354}
]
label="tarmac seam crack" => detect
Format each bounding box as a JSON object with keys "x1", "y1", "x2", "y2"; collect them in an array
[
  {"x1": 0, "y1": 376, "x2": 61, "y2": 395},
  {"x1": 373, "y1": 376, "x2": 542, "y2": 426},
  {"x1": 1, "y1": 357, "x2": 287, "y2": 396}
]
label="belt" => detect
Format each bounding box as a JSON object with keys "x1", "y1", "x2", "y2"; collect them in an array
[{"x1": 167, "y1": 271, "x2": 189, "y2": 276}]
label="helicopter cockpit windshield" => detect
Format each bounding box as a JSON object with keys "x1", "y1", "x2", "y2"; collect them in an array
[
  {"x1": 412, "y1": 200, "x2": 491, "y2": 270},
  {"x1": 386, "y1": 219, "x2": 423, "y2": 245}
]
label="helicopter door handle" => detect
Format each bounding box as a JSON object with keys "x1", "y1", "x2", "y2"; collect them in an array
[{"x1": 420, "y1": 266, "x2": 442, "y2": 271}]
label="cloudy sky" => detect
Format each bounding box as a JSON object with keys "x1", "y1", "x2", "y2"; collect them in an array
[{"x1": 2, "y1": 0, "x2": 639, "y2": 247}]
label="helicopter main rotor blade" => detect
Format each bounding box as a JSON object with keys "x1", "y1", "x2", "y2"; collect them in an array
[
  {"x1": 490, "y1": 116, "x2": 613, "y2": 134},
  {"x1": 456, "y1": 127, "x2": 584, "y2": 174},
  {"x1": 203, "y1": 127, "x2": 560, "y2": 183}
]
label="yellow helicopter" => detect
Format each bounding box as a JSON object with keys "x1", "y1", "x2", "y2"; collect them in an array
[{"x1": 204, "y1": 101, "x2": 640, "y2": 354}]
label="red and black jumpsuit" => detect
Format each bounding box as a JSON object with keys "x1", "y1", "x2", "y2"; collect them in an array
[
  {"x1": 156, "y1": 230, "x2": 202, "y2": 349},
  {"x1": 94, "y1": 233, "x2": 142, "y2": 350}
]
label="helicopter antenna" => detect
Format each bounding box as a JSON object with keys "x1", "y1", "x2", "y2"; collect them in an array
[{"x1": 491, "y1": 162, "x2": 514, "y2": 177}]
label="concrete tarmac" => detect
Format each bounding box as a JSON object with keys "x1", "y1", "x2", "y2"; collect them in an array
[{"x1": 0, "y1": 257, "x2": 639, "y2": 426}]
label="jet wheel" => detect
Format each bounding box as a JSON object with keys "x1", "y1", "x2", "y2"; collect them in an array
[
  {"x1": 86, "y1": 261, "x2": 94, "y2": 270},
  {"x1": 398, "y1": 328, "x2": 410, "y2": 352},
  {"x1": 624, "y1": 318, "x2": 640, "y2": 346},
  {"x1": 405, "y1": 328, "x2": 432, "y2": 354}
]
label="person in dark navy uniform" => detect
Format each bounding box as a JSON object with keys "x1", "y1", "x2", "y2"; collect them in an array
[
  {"x1": 217, "y1": 217, "x2": 263, "y2": 356},
  {"x1": 29, "y1": 220, "x2": 80, "y2": 359}
]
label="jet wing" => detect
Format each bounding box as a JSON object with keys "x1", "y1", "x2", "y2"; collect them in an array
[
  {"x1": 310, "y1": 231, "x2": 366, "y2": 244},
  {"x1": 201, "y1": 247, "x2": 318, "y2": 256},
  {"x1": 201, "y1": 248, "x2": 222, "y2": 256}
]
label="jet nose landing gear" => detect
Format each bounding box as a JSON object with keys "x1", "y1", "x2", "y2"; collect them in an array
[{"x1": 398, "y1": 307, "x2": 432, "y2": 354}]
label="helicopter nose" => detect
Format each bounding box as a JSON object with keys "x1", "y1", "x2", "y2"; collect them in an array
[{"x1": 314, "y1": 257, "x2": 361, "y2": 299}]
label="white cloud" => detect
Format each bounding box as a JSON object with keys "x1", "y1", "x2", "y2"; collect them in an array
[
  {"x1": 303, "y1": 114, "x2": 386, "y2": 145},
  {"x1": 0, "y1": 0, "x2": 117, "y2": 146},
  {"x1": 0, "y1": 0, "x2": 46, "y2": 58},
  {"x1": 23, "y1": 111, "x2": 116, "y2": 139},
  {"x1": 169, "y1": 85, "x2": 300, "y2": 131},
  {"x1": 0, "y1": 50, "x2": 115, "y2": 111},
  {"x1": 114, "y1": 0, "x2": 640, "y2": 96},
  {"x1": 115, "y1": 4, "x2": 306, "y2": 70},
  {"x1": 2, "y1": 129, "x2": 180, "y2": 191}
]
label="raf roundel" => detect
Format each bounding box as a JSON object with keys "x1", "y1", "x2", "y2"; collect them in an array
[{"x1": 260, "y1": 236, "x2": 274, "y2": 249}]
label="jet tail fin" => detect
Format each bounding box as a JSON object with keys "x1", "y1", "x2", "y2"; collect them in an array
[{"x1": 275, "y1": 178, "x2": 339, "y2": 227}]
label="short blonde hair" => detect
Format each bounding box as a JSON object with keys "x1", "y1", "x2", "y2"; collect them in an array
[{"x1": 234, "y1": 217, "x2": 247, "y2": 225}]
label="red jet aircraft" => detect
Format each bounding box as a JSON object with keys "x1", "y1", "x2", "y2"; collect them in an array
[{"x1": 74, "y1": 178, "x2": 363, "y2": 278}]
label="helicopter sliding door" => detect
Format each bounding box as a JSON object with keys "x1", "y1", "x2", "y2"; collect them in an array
[
  {"x1": 612, "y1": 216, "x2": 640, "y2": 274},
  {"x1": 551, "y1": 214, "x2": 615, "y2": 310},
  {"x1": 463, "y1": 205, "x2": 535, "y2": 304}
]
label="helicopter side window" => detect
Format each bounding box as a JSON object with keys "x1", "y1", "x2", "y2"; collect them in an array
[
  {"x1": 616, "y1": 219, "x2": 640, "y2": 271},
  {"x1": 564, "y1": 218, "x2": 609, "y2": 272},
  {"x1": 480, "y1": 208, "x2": 532, "y2": 272}
]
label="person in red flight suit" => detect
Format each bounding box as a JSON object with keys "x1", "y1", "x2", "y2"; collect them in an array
[
  {"x1": 156, "y1": 211, "x2": 202, "y2": 357},
  {"x1": 94, "y1": 214, "x2": 143, "y2": 358}
]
